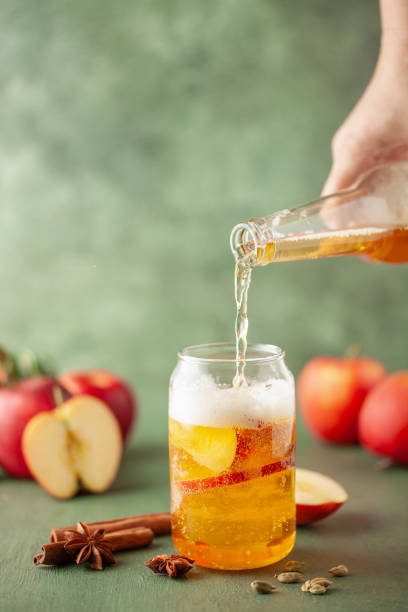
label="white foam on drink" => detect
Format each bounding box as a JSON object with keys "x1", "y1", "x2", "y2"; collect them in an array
[{"x1": 169, "y1": 375, "x2": 295, "y2": 427}]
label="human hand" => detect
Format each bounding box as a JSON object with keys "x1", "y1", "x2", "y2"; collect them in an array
[{"x1": 322, "y1": 32, "x2": 408, "y2": 196}]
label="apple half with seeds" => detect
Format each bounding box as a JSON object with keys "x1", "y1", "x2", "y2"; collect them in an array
[
  {"x1": 296, "y1": 468, "x2": 348, "y2": 525},
  {"x1": 22, "y1": 395, "x2": 122, "y2": 499}
]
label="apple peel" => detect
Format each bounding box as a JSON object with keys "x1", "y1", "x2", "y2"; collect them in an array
[
  {"x1": 177, "y1": 456, "x2": 294, "y2": 494},
  {"x1": 296, "y1": 468, "x2": 348, "y2": 525}
]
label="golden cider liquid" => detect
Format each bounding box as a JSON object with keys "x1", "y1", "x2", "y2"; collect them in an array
[
  {"x1": 169, "y1": 416, "x2": 296, "y2": 570},
  {"x1": 256, "y1": 226, "x2": 408, "y2": 265}
]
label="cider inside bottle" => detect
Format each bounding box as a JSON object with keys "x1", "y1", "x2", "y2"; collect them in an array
[{"x1": 254, "y1": 226, "x2": 408, "y2": 265}]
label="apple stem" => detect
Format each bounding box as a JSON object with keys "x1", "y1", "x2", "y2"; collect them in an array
[
  {"x1": 53, "y1": 385, "x2": 64, "y2": 407},
  {"x1": 344, "y1": 343, "x2": 362, "y2": 359},
  {"x1": 0, "y1": 345, "x2": 55, "y2": 385},
  {"x1": 0, "y1": 347, "x2": 19, "y2": 386}
]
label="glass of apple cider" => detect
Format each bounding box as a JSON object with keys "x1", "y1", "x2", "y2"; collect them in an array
[{"x1": 169, "y1": 343, "x2": 296, "y2": 570}]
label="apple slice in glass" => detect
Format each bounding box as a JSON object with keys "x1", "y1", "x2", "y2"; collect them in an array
[{"x1": 169, "y1": 420, "x2": 237, "y2": 473}]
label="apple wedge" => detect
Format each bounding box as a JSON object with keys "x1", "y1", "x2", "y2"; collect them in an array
[
  {"x1": 169, "y1": 420, "x2": 237, "y2": 473},
  {"x1": 296, "y1": 468, "x2": 348, "y2": 525},
  {"x1": 22, "y1": 395, "x2": 122, "y2": 499}
]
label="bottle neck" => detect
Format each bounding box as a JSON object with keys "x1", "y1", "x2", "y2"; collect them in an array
[
  {"x1": 230, "y1": 217, "x2": 275, "y2": 265},
  {"x1": 230, "y1": 186, "x2": 363, "y2": 266}
]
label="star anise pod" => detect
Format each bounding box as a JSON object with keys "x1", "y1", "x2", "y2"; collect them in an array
[
  {"x1": 64, "y1": 522, "x2": 116, "y2": 571},
  {"x1": 145, "y1": 554, "x2": 194, "y2": 578}
]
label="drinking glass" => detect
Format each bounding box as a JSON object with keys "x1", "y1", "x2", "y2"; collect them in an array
[{"x1": 169, "y1": 342, "x2": 296, "y2": 570}]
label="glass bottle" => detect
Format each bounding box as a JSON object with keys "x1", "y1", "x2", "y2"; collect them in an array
[{"x1": 230, "y1": 159, "x2": 408, "y2": 265}]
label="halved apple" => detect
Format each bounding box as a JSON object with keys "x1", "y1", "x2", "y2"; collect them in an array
[
  {"x1": 296, "y1": 468, "x2": 348, "y2": 525},
  {"x1": 22, "y1": 395, "x2": 122, "y2": 499}
]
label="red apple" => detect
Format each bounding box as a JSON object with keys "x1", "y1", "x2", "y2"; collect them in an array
[
  {"x1": 358, "y1": 371, "x2": 408, "y2": 465},
  {"x1": 298, "y1": 356, "x2": 387, "y2": 444},
  {"x1": 0, "y1": 376, "x2": 70, "y2": 478},
  {"x1": 22, "y1": 395, "x2": 122, "y2": 499},
  {"x1": 296, "y1": 468, "x2": 348, "y2": 525},
  {"x1": 59, "y1": 370, "x2": 136, "y2": 441}
]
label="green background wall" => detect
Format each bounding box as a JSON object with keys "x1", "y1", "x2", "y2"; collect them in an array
[{"x1": 1, "y1": 0, "x2": 406, "y2": 444}]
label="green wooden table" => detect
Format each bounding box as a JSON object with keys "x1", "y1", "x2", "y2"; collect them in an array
[
  {"x1": 1, "y1": 427, "x2": 407, "y2": 612},
  {"x1": 1, "y1": 1, "x2": 407, "y2": 609}
]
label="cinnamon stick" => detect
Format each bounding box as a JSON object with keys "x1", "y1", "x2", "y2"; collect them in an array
[
  {"x1": 33, "y1": 542, "x2": 71, "y2": 566},
  {"x1": 34, "y1": 527, "x2": 154, "y2": 566},
  {"x1": 106, "y1": 526, "x2": 154, "y2": 551},
  {"x1": 50, "y1": 512, "x2": 171, "y2": 542}
]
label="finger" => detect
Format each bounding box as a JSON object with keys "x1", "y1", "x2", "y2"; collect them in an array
[
  {"x1": 321, "y1": 157, "x2": 367, "y2": 196},
  {"x1": 357, "y1": 254, "x2": 378, "y2": 264},
  {"x1": 322, "y1": 142, "x2": 408, "y2": 196},
  {"x1": 372, "y1": 142, "x2": 408, "y2": 163},
  {"x1": 321, "y1": 165, "x2": 360, "y2": 196}
]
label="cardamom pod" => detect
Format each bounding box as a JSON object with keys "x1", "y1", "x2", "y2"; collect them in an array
[
  {"x1": 277, "y1": 572, "x2": 304, "y2": 583},
  {"x1": 250, "y1": 580, "x2": 276, "y2": 594},
  {"x1": 311, "y1": 577, "x2": 333, "y2": 587},
  {"x1": 328, "y1": 564, "x2": 349, "y2": 577},
  {"x1": 301, "y1": 580, "x2": 312, "y2": 592},
  {"x1": 284, "y1": 560, "x2": 305, "y2": 572},
  {"x1": 309, "y1": 584, "x2": 326, "y2": 595}
]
